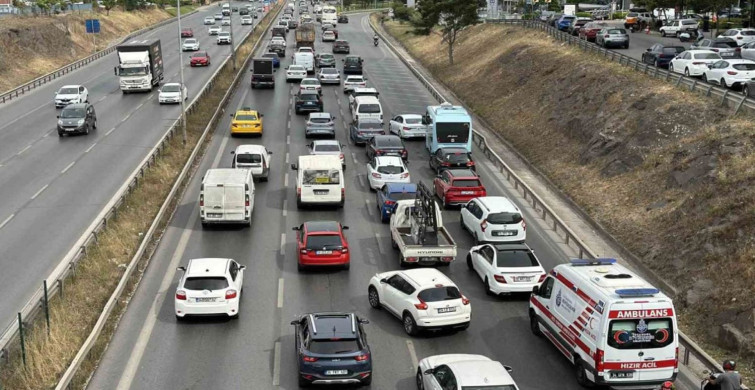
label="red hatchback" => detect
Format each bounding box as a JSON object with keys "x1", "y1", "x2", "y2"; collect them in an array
[
  {"x1": 181, "y1": 27, "x2": 193, "y2": 37},
  {"x1": 433, "y1": 169, "x2": 487, "y2": 209},
  {"x1": 293, "y1": 221, "x2": 350, "y2": 271},
  {"x1": 578, "y1": 22, "x2": 606, "y2": 42},
  {"x1": 190, "y1": 51, "x2": 211, "y2": 67}
]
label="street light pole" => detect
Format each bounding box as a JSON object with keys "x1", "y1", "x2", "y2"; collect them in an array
[
  {"x1": 177, "y1": 0, "x2": 188, "y2": 144},
  {"x1": 228, "y1": 1, "x2": 236, "y2": 70}
]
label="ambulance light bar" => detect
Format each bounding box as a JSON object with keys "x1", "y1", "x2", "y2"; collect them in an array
[
  {"x1": 615, "y1": 288, "x2": 660, "y2": 297},
  {"x1": 569, "y1": 258, "x2": 617, "y2": 266}
]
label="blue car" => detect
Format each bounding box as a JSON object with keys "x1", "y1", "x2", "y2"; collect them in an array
[
  {"x1": 375, "y1": 182, "x2": 417, "y2": 222},
  {"x1": 261, "y1": 53, "x2": 280, "y2": 68},
  {"x1": 291, "y1": 312, "x2": 372, "y2": 387},
  {"x1": 556, "y1": 15, "x2": 576, "y2": 31}
]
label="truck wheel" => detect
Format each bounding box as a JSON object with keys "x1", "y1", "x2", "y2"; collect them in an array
[
  {"x1": 391, "y1": 236, "x2": 398, "y2": 249},
  {"x1": 575, "y1": 360, "x2": 594, "y2": 388},
  {"x1": 399, "y1": 256, "x2": 408, "y2": 268},
  {"x1": 297, "y1": 198, "x2": 303, "y2": 209}
]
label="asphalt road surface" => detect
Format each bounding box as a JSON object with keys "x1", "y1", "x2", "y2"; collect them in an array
[
  {"x1": 88, "y1": 11, "x2": 600, "y2": 390},
  {"x1": 0, "y1": 1, "x2": 267, "y2": 330}
]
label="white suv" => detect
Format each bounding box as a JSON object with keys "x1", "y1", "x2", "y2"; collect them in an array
[
  {"x1": 367, "y1": 269, "x2": 471, "y2": 336},
  {"x1": 460, "y1": 196, "x2": 526, "y2": 244},
  {"x1": 659, "y1": 19, "x2": 698, "y2": 37},
  {"x1": 175, "y1": 258, "x2": 245, "y2": 320},
  {"x1": 466, "y1": 243, "x2": 546, "y2": 295},
  {"x1": 54, "y1": 85, "x2": 88, "y2": 108}
]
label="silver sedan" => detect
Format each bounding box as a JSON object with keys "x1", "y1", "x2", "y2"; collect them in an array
[
  {"x1": 305, "y1": 112, "x2": 336, "y2": 138},
  {"x1": 318, "y1": 68, "x2": 341, "y2": 85}
]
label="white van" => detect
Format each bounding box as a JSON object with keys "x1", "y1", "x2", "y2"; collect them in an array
[
  {"x1": 199, "y1": 169, "x2": 255, "y2": 227},
  {"x1": 351, "y1": 95, "x2": 383, "y2": 123},
  {"x1": 294, "y1": 52, "x2": 315, "y2": 74},
  {"x1": 529, "y1": 259, "x2": 678, "y2": 388},
  {"x1": 231, "y1": 144, "x2": 273, "y2": 181},
  {"x1": 291, "y1": 155, "x2": 344, "y2": 208}
]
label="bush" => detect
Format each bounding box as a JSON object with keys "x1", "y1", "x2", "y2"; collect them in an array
[
  {"x1": 575, "y1": 11, "x2": 591, "y2": 17},
  {"x1": 611, "y1": 12, "x2": 627, "y2": 19},
  {"x1": 391, "y1": 1, "x2": 415, "y2": 21}
]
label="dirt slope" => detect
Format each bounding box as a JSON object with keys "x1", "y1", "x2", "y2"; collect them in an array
[
  {"x1": 0, "y1": 8, "x2": 175, "y2": 93},
  {"x1": 384, "y1": 21, "x2": 755, "y2": 375}
]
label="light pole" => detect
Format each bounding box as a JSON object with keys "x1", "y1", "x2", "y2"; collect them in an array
[
  {"x1": 228, "y1": 1, "x2": 237, "y2": 70},
  {"x1": 177, "y1": 0, "x2": 188, "y2": 144}
]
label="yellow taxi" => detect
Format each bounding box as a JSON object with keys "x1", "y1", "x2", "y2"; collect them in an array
[{"x1": 230, "y1": 107, "x2": 263, "y2": 135}]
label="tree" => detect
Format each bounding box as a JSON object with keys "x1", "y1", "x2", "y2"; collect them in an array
[
  {"x1": 412, "y1": 0, "x2": 479, "y2": 65},
  {"x1": 101, "y1": 0, "x2": 116, "y2": 15}
]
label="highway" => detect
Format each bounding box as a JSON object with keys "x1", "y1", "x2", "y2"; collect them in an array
[
  {"x1": 0, "y1": 1, "x2": 267, "y2": 329},
  {"x1": 88, "y1": 11, "x2": 593, "y2": 390}
]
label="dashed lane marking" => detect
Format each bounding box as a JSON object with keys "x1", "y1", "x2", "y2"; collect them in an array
[
  {"x1": 30, "y1": 184, "x2": 48, "y2": 200},
  {"x1": 61, "y1": 161, "x2": 75, "y2": 174},
  {"x1": 0, "y1": 214, "x2": 15, "y2": 230}
]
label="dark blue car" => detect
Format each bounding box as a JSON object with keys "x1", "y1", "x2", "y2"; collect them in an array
[
  {"x1": 291, "y1": 312, "x2": 372, "y2": 387},
  {"x1": 375, "y1": 183, "x2": 417, "y2": 222},
  {"x1": 556, "y1": 15, "x2": 576, "y2": 31},
  {"x1": 261, "y1": 53, "x2": 280, "y2": 68}
]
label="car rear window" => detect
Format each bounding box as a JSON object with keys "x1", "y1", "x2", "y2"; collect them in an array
[
  {"x1": 662, "y1": 47, "x2": 684, "y2": 54},
  {"x1": 714, "y1": 41, "x2": 738, "y2": 48},
  {"x1": 309, "y1": 339, "x2": 359, "y2": 354},
  {"x1": 300, "y1": 94, "x2": 319, "y2": 101},
  {"x1": 236, "y1": 153, "x2": 261, "y2": 164},
  {"x1": 627, "y1": 12, "x2": 637, "y2": 16},
  {"x1": 310, "y1": 117, "x2": 331, "y2": 124},
  {"x1": 444, "y1": 152, "x2": 471, "y2": 163},
  {"x1": 359, "y1": 122, "x2": 383, "y2": 130},
  {"x1": 302, "y1": 169, "x2": 340, "y2": 185},
  {"x1": 608, "y1": 29, "x2": 626, "y2": 34},
  {"x1": 314, "y1": 144, "x2": 340, "y2": 152},
  {"x1": 418, "y1": 286, "x2": 461, "y2": 302},
  {"x1": 184, "y1": 276, "x2": 229, "y2": 290},
  {"x1": 306, "y1": 234, "x2": 342, "y2": 249},
  {"x1": 607, "y1": 318, "x2": 674, "y2": 349},
  {"x1": 742, "y1": 30, "x2": 755, "y2": 36},
  {"x1": 733, "y1": 63, "x2": 755, "y2": 70},
  {"x1": 487, "y1": 212, "x2": 523, "y2": 225},
  {"x1": 388, "y1": 192, "x2": 416, "y2": 200},
  {"x1": 358, "y1": 104, "x2": 380, "y2": 114},
  {"x1": 694, "y1": 53, "x2": 720, "y2": 59},
  {"x1": 405, "y1": 117, "x2": 422, "y2": 124},
  {"x1": 495, "y1": 250, "x2": 539, "y2": 267},
  {"x1": 377, "y1": 164, "x2": 404, "y2": 174},
  {"x1": 452, "y1": 179, "x2": 481, "y2": 187},
  {"x1": 377, "y1": 137, "x2": 403, "y2": 147},
  {"x1": 236, "y1": 114, "x2": 257, "y2": 121}
]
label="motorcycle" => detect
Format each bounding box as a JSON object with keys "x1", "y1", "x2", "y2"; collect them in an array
[
  {"x1": 701, "y1": 371, "x2": 750, "y2": 390},
  {"x1": 678, "y1": 27, "x2": 699, "y2": 42},
  {"x1": 373, "y1": 38, "x2": 379, "y2": 46}
]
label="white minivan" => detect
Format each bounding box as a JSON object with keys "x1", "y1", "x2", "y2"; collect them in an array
[
  {"x1": 231, "y1": 144, "x2": 273, "y2": 181},
  {"x1": 199, "y1": 169, "x2": 255, "y2": 227},
  {"x1": 291, "y1": 155, "x2": 344, "y2": 208},
  {"x1": 351, "y1": 95, "x2": 383, "y2": 123},
  {"x1": 294, "y1": 52, "x2": 315, "y2": 74}
]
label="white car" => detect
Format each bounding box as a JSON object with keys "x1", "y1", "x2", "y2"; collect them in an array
[
  {"x1": 367, "y1": 156, "x2": 409, "y2": 190},
  {"x1": 174, "y1": 258, "x2": 245, "y2": 320},
  {"x1": 214, "y1": 12, "x2": 223, "y2": 20},
  {"x1": 703, "y1": 59, "x2": 755, "y2": 88},
  {"x1": 460, "y1": 196, "x2": 526, "y2": 244},
  {"x1": 286, "y1": 64, "x2": 307, "y2": 81},
  {"x1": 308, "y1": 139, "x2": 345, "y2": 167},
  {"x1": 669, "y1": 50, "x2": 722, "y2": 76},
  {"x1": 343, "y1": 75, "x2": 366, "y2": 93},
  {"x1": 158, "y1": 83, "x2": 187, "y2": 104},
  {"x1": 182, "y1": 38, "x2": 199, "y2": 51},
  {"x1": 297, "y1": 47, "x2": 314, "y2": 54},
  {"x1": 231, "y1": 144, "x2": 272, "y2": 180},
  {"x1": 241, "y1": 15, "x2": 253, "y2": 25},
  {"x1": 208, "y1": 25, "x2": 221, "y2": 35},
  {"x1": 743, "y1": 41, "x2": 755, "y2": 61},
  {"x1": 367, "y1": 268, "x2": 471, "y2": 336},
  {"x1": 417, "y1": 354, "x2": 520, "y2": 390},
  {"x1": 217, "y1": 31, "x2": 232, "y2": 44},
  {"x1": 270, "y1": 36, "x2": 286, "y2": 46},
  {"x1": 321, "y1": 23, "x2": 335, "y2": 31},
  {"x1": 318, "y1": 67, "x2": 340, "y2": 84},
  {"x1": 717, "y1": 28, "x2": 755, "y2": 46},
  {"x1": 322, "y1": 30, "x2": 336, "y2": 42},
  {"x1": 389, "y1": 114, "x2": 427, "y2": 139},
  {"x1": 466, "y1": 243, "x2": 546, "y2": 295},
  {"x1": 204, "y1": 16, "x2": 215, "y2": 24},
  {"x1": 221, "y1": 17, "x2": 231, "y2": 26},
  {"x1": 658, "y1": 18, "x2": 698, "y2": 37},
  {"x1": 299, "y1": 78, "x2": 322, "y2": 94},
  {"x1": 54, "y1": 85, "x2": 88, "y2": 108},
  {"x1": 348, "y1": 87, "x2": 379, "y2": 112}
]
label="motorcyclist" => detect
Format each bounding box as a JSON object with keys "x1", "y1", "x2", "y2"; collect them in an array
[
  {"x1": 704, "y1": 360, "x2": 743, "y2": 390},
  {"x1": 373, "y1": 34, "x2": 379, "y2": 45}
]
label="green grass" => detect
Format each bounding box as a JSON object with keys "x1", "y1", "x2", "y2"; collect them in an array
[{"x1": 165, "y1": 4, "x2": 197, "y2": 17}]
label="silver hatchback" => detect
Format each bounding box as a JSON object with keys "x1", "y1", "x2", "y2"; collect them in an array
[
  {"x1": 596, "y1": 27, "x2": 629, "y2": 49},
  {"x1": 305, "y1": 112, "x2": 336, "y2": 138}
]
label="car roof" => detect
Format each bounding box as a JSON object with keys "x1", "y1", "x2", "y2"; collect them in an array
[
  {"x1": 313, "y1": 140, "x2": 340, "y2": 146},
  {"x1": 374, "y1": 156, "x2": 403, "y2": 165},
  {"x1": 309, "y1": 112, "x2": 331, "y2": 118},
  {"x1": 447, "y1": 169, "x2": 478, "y2": 178},
  {"x1": 401, "y1": 114, "x2": 422, "y2": 119},
  {"x1": 477, "y1": 196, "x2": 518, "y2": 213},
  {"x1": 450, "y1": 361, "x2": 516, "y2": 387},
  {"x1": 352, "y1": 87, "x2": 377, "y2": 94},
  {"x1": 345, "y1": 75, "x2": 364, "y2": 79},
  {"x1": 304, "y1": 220, "x2": 341, "y2": 233},
  {"x1": 163, "y1": 82, "x2": 181, "y2": 87},
  {"x1": 400, "y1": 268, "x2": 454, "y2": 288},
  {"x1": 492, "y1": 243, "x2": 531, "y2": 252},
  {"x1": 385, "y1": 182, "x2": 417, "y2": 193},
  {"x1": 186, "y1": 258, "x2": 229, "y2": 277},
  {"x1": 235, "y1": 144, "x2": 266, "y2": 153}
]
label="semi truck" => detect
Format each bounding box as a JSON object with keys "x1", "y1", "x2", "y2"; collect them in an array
[
  {"x1": 251, "y1": 58, "x2": 275, "y2": 89},
  {"x1": 114, "y1": 39, "x2": 164, "y2": 93},
  {"x1": 295, "y1": 22, "x2": 316, "y2": 48}
]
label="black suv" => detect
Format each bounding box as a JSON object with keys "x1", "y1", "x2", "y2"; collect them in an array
[
  {"x1": 57, "y1": 103, "x2": 96, "y2": 136},
  {"x1": 429, "y1": 147, "x2": 476, "y2": 172},
  {"x1": 290, "y1": 312, "x2": 372, "y2": 387},
  {"x1": 333, "y1": 40, "x2": 350, "y2": 54},
  {"x1": 294, "y1": 90, "x2": 323, "y2": 114},
  {"x1": 342, "y1": 55, "x2": 363, "y2": 74}
]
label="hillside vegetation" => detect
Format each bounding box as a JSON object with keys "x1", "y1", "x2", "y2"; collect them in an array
[
  {"x1": 383, "y1": 20, "x2": 755, "y2": 374},
  {"x1": 0, "y1": 8, "x2": 176, "y2": 92}
]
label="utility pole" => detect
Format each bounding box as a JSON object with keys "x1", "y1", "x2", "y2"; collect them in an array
[
  {"x1": 177, "y1": 0, "x2": 188, "y2": 144},
  {"x1": 229, "y1": 1, "x2": 236, "y2": 70}
]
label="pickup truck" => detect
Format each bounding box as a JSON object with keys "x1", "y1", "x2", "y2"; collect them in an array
[{"x1": 390, "y1": 199, "x2": 456, "y2": 268}]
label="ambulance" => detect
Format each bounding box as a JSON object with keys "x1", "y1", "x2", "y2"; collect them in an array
[{"x1": 529, "y1": 258, "x2": 678, "y2": 388}]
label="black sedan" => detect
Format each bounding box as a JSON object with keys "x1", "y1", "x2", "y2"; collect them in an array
[
  {"x1": 429, "y1": 147, "x2": 476, "y2": 172},
  {"x1": 642, "y1": 44, "x2": 685, "y2": 68},
  {"x1": 294, "y1": 91, "x2": 324, "y2": 115},
  {"x1": 338, "y1": 14, "x2": 349, "y2": 23},
  {"x1": 366, "y1": 135, "x2": 408, "y2": 161}
]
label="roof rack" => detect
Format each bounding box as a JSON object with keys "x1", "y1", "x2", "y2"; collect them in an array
[
  {"x1": 309, "y1": 314, "x2": 317, "y2": 334},
  {"x1": 569, "y1": 258, "x2": 617, "y2": 266},
  {"x1": 351, "y1": 313, "x2": 356, "y2": 334},
  {"x1": 615, "y1": 288, "x2": 659, "y2": 297}
]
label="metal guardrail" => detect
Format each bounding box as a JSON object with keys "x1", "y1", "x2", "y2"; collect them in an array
[
  {"x1": 369, "y1": 15, "x2": 735, "y2": 385},
  {"x1": 0, "y1": 8, "x2": 202, "y2": 104}
]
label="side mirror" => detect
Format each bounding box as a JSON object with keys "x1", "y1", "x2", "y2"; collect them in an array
[
  {"x1": 56, "y1": 115, "x2": 60, "y2": 119},
  {"x1": 504, "y1": 365, "x2": 513, "y2": 372},
  {"x1": 260, "y1": 114, "x2": 264, "y2": 117},
  {"x1": 239, "y1": 265, "x2": 246, "y2": 270},
  {"x1": 359, "y1": 318, "x2": 370, "y2": 324},
  {"x1": 646, "y1": 48, "x2": 651, "y2": 51},
  {"x1": 291, "y1": 163, "x2": 298, "y2": 170},
  {"x1": 230, "y1": 113, "x2": 234, "y2": 117},
  {"x1": 177, "y1": 266, "x2": 187, "y2": 272},
  {"x1": 268, "y1": 151, "x2": 273, "y2": 155},
  {"x1": 532, "y1": 285, "x2": 540, "y2": 295},
  {"x1": 113, "y1": 66, "x2": 118, "y2": 75},
  {"x1": 423, "y1": 368, "x2": 434, "y2": 375},
  {"x1": 342, "y1": 226, "x2": 349, "y2": 230},
  {"x1": 230, "y1": 151, "x2": 235, "y2": 154},
  {"x1": 379, "y1": 278, "x2": 387, "y2": 284},
  {"x1": 290, "y1": 320, "x2": 298, "y2": 325}
]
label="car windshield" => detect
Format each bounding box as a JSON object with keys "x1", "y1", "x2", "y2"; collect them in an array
[
  {"x1": 321, "y1": 68, "x2": 337, "y2": 74},
  {"x1": 443, "y1": 151, "x2": 471, "y2": 163},
  {"x1": 220, "y1": 32, "x2": 230, "y2": 36},
  {"x1": 345, "y1": 57, "x2": 360, "y2": 65},
  {"x1": 452, "y1": 179, "x2": 481, "y2": 187},
  {"x1": 306, "y1": 234, "x2": 342, "y2": 249},
  {"x1": 162, "y1": 85, "x2": 181, "y2": 92},
  {"x1": 192, "y1": 52, "x2": 207, "y2": 58},
  {"x1": 694, "y1": 53, "x2": 720, "y2": 59},
  {"x1": 310, "y1": 117, "x2": 331, "y2": 124},
  {"x1": 119, "y1": 67, "x2": 148, "y2": 76},
  {"x1": 627, "y1": 12, "x2": 637, "y2": 16},
  {"x1": 496, "y1": 249, "x2": 538, "y2": 267},
  {"x1": 418, "y1": 286, "x2": 461, "y2": 302},
  {"x1": 309, "y1": 339, "x2": 360, "y2": 354},
  {"x1": 359, "y1": 104, "x2": 381, "y2": 113},
  {"x1": 60, "y1": 108, "x2": 85, "y2": 118},
  {"x1": 236, "y1": 153, "x2": 262, "y2": 164},
  {"x1": 183, "y1": 276, "x2": 229, "y2": 290},
  {"x1": 713, "y1": 41, "x2": 737, "y2": 48},
  {"x1": 377, "y1": 164, "x2": 404, "y2": 174},
  {"x1": 59, "y1": 87, "x2": 79, "y2": 95},
  {"x1": 314, "y1": 144, "x2": 340, "y2": 152},
  {"x1": 733, "y1": 63, "x2": 755, "y2": 70},
  {"x1": 184, "y1": 39, "x2": 196, "y2": 44},
  {"x1": 302, "y1": 169, "x2": 340, "y2": 185},
  {"x1": 405, "y1": 117, "x2": 422, "y2": 124}
]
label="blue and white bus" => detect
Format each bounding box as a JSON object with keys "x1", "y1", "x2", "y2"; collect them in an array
[{"x1": 423, "y1": 102, "x2": 473, "y2": 153}]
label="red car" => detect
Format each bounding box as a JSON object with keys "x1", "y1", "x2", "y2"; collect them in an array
[
  {"x1": 578, "y1": 22, "x2": 606, "y2": 42},
  {"x1": 293, "y1": 221, "x2": 350, "y2": 271},
  {"x1": 433, "y1": 169, "x2": 487, "y2": 209},
  {"x1": 181, "y1": 28, "x2": 193, "y2": 38},
  {"x1": 190, "y1": 51, "x2": 211, "y2": 67}
]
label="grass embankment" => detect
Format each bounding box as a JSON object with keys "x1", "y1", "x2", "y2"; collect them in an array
[
  {"x1": 381, "y1": 19, "x2": 755, "y2": 379},
  {"x1": 0, "y1": 7, "x2": 179, "y2": 93},
  {"x1": 0, "y1": 4, "x2": 279, "y2": 389},
  {"x1": 165, "y1": 4, "x2": 198, "y2": 17}
]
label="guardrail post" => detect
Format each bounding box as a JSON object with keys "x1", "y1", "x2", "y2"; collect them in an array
[
  {"x1": 59, "y1": 278, "x2": 64, "y2": 299},
  {"x1": 690, "y1": 79, "x2": 697, "y2": 91},
  {"x1": 706, "y1": 85, "x2": 713, "y2": 97},
  {"x1": 733, "y1": 95, "x2": 747, "y2": 115},
  {"x1": 721, "y1": 90, "x2": 729, "y2": 106},
  {"x1": 675, "y1": 75, "x2": 683, "y2": 87},
  {"x1": 17, "y1": 313, "x2": 26, "y2": 368},
  {"x1": 43, "y1": 280, "x2": 50, "y2": 336}
]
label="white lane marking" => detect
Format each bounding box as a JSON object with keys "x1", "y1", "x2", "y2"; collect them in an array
[
  {"x1": 287, "y1": 119, "x2": 291, "y2": 129},
  {"x1": 31, "y1": 184, "x2": 49, "y2": 200},
  {"x1": 115, "y1": 207, "x2": 198, "y2": 390},
  {"x1": 105, "y1": 128, "x2": 115, "y2": 136},
  {"x1": 375, "y1": 232, "x2": 386, "y2": 255},
  {"x1": 0, "y1": 214, "x2": 15, "y2": 230},
  {"x1": 135, "y1": 102, "x2": 146, "y2": 110},
  {"x1": 358, "y1": 175, "x2": 365, "y2": 187},
  {"x1": 61, "y1": 161, "x2": 75, "y2": 174},
  {"x1": 406, "y1": 340, "x2": 419, "y2": 372},
  {"x1": 17, "y1": 144, "x2": 31, "y2": 155},
  {"x1": 351, "y1": 152, "x2": 357, "y2": 164},
  {"x1": 282, "y1": 199, "x2": 287, "y2": 217},
  {"x1": 121, "y1": 113, "x2": 131, "y2": 123},
  {"x1": 0, "y1": 102, "x2": 47, "y2": 132},
  {"x1": 285, "y1": 152, "x2": 289, "y2": 164},
  {"x1": 280, "y1": 233, "x2": 286, "y2": 256},
  {"x1": 85, "y1": 143, "x2": 96, "y2": 153},
  {"x1": 272, "y1": 341, "x2": 281, "y2": 386},
  {"x1": 286, "y1": 135, "x2": 290, "y2": 145},
  {"x1": 212, "y1": 134, "x2": 231, "y2": 169},
  {"x1": 283, "y1": 172, "x2": 288, "y2": 187},
  {"x1": 366, "y1": 199, "x2": 375, "y2": 217},
  {"x1": 277, "y1": 278, "x2": 284, "y2": 308}
]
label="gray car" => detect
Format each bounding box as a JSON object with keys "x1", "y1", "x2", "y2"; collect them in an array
[
  {"x1": 349, "y1": 117, "x2": 385, "y2": 145},
  {"x1": 595, "y1": 27, "x2": 629, "y2": 49},
  {"x1": 691, "y1": 38, "x2": 741, "y2": 58},
  {"x1": 308, "y1": 140, "x2": 346, "y2": 167},
  {"x1": 315, "y1": 53, "x2": 336, "y2": 68},
  {"x1": 305, "y1": 112, "x2": 336, "y2": 138},
  {"x1": 318, "y1": 67, "x2": 341, "y2": 84}
]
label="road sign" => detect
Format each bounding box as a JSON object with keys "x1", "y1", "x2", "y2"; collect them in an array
[{"x1": 85, "y1": 19, "x2": 100, "y2": 34}]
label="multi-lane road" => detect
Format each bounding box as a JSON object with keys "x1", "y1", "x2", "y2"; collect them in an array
[
  {"x1": 0, "y1": 1, "x2": 266, "y2": 329},
  {"x1": 88, "y1": 10, "x2": 604, "y2": 390}
]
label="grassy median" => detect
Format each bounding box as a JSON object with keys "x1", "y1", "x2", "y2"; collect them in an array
[{"x1": 0, "y1": 5, "x2": 279, "y2": 389}]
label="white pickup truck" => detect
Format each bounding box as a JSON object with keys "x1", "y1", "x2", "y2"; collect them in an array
[{"x1": 389, "y1": 199, "x2": 456, "y2": 268}]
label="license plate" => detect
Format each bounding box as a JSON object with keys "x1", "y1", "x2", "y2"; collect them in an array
[
  {"x1": 314, "y1": 190, "x2": 329, "y2": 195},
  {"x1": 325, "y1": 370, "x2": 348, "y2": 376},
  {"x1": 315, "y1": 250, "x2": 332, "y2": 255},
  {"x1": 195, "y1": 297, "x2": 216, "y2": 302},
  {"x1": 437, "y1": 307, "x2": 456, "y2": 314},
  {"x1": 610, "y1": 371, "x2": 634, "y2": 379},
  {"x1": 494, "y1": 230, "x2": 517, "y2": 237},
  {"x1": 512, "y1": 276, "x2": 534, "y2": 282},
  {"x1": 207, "y1": 213, "x2": 223, "y2": 218},
  {"x1": 461, "y1": 191, "x2": 474, "y2": 195}
]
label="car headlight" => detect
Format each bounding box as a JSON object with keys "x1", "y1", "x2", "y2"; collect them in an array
[
  {"x1": 58, "y1": 120, "x2": 64, "y2": 126},
  {"x1": 77, "y1": 119, "x2": 85, "y2": 126}
]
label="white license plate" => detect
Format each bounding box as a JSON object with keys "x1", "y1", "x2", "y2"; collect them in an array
[
  {"x1": 461, "y1": 191, "x2": 474, "y2": 195},
  {"x1": 195, "y1": 297, "x2": 216, "y2": 302},
  {"x1": 437, "y1": 307, "x2": 456, "y2": 313},
  {"x1": 494, "y1": 230, "x2": 517, "y2": 237},
  {"x1": 512, "y1": 276, "x2": 534, "y2": 282},
  {"x1": 315, "y1": 250, "x2": 332, "y2": 255},
  {"x1": 314, "y1": 190, "x2": 328, "y2": 195},
  {"x1": 207, "y1": 213, "x2": 223, "y2": 218},
  {"x1": 610, "y1": 371, "x2": 634, "y2": 379},
  {"x1": 325, "y1": 370, "x2": 348, "y2": 376}
]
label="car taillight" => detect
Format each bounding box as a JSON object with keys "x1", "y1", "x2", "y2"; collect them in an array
[
  {"x1": 461, "y1": 295, "x2": 470, "y2": 305},
  {"x1": 466, "y1": 161, "x2": 475, "y2": 166},
  {"x1": 480, "y1": 219, "x2": 488, "y2": 232},
  {"x1": 441, "y1": 256, "x2": 453, "y2": 262},
  {"x1": 375, "y1": 150, "x2": 384, "y2": 155},
  {"x1": 245, "y1": 194, "x2": 250, "y2": 207},
  {"x1": 355, "y1": 353, "x2": 369, "y2": 361},
  {"x1": 303, "y1": 356, "x2": 318, "y2": 362},
  {"x1": 494, "y1": 275, "x2": 507, "y2": 283},
  {"x1": 538, "y1": 274, "x2": 547, "y2": 283},
  {"x1": 711, "y1": 48, "x2": 719, "y2": 52},
  {"x1": 522, "y1": 219, "x2": 527, "y2": 231},
  {"x1": 339, "y1": 153, "x2": 344, "y2": 160},
  {"x1": 727, "y1": 71, "x2": 738, "y2": 75},
  {"x1": 604, "y1": 34, "x2": 610, "y2": 38},
  {"x1": 384, "y1": 200, "x2": 395, "y2": 206},
  {"x1": 341, "y1": 187, "x2": 345, "y2": 199},
  {"x1": 371, "y1": 172, "x2": 382, "y2": 178},
  {"x1": 594, "y1": 348, "x2": 605, "y2": 373},
  {"x1": 674, "y1": 347, "x2": 679, "y2": 369},
  {"x1": 414, "y1": 298, "x2": 428, "y2": 310},
  {"x1": 692, "y1": 61, "x2": 705, "y2": 65},
  {"x1": 225, "y1": 289, "x2": 237, "y2": 299},
  {"x1": 440, "y1": 162, "x2": 451, "y2": 167},
  {"x1": 176, "y1": 290, "x2": 187, "y2": 300},
  {"x1": 401, "y1": 150, "x2": 408, "y2": 157},
  {"x1": 297, "y1": 187, "x2": 301, "y2": 196},
  {"x1": 735, "y1": 47, "x2": 741, "y2": 52},
  {"x1": 403, "y1": 126, "x2": 410, "y2": 131},
  {"x1": 199, "y1": 194, "x2": 204, "y2": 207},
  {"x1": 400, "y1": 172, "x2": 409, "y2": 179}
]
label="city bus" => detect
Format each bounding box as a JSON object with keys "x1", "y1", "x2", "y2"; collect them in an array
[{"x1": 423, "y1": 102, "x2": 473, "y2": 153}]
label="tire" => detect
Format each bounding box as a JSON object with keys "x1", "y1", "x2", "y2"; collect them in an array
[
  {"x1": 391, "y1": 236, "x2": 398, "y2": 249},
  {"x1": 360, "y1": 375, "x2": 372, "y2": 386},
  {"x1": 484, "y1": 277, "x2": 494, "y2": 296},
  {"x1": 473, "y1": 233, "x2": 480, "y2": 246},
  {"x1": 744, "y1": 85, "x2": 750, "y2": 97},
  {"x1": 368, "y1": 287, "x2": 381, "y2": 309},
  {"x1": 399, "y1": 256, "x2": 408, "y2": 268},
  {"x1": 297, "y1": 262, "x2": 304, "y2": 272},
  {"x1": 654, "y1": 59, "x2": 659, "y2": 68},
  {"x1": 297, "y1": 198, "x2": 303, "y2": 209},
  {"x1": 466, "y1": 254, "x2": 473, "y2": 270},
  {"x1": 661, "y1": 31, "x2": 666, "y2": 37},
  {"x1": 530, "y1": 313, "x2": 543, "y2": 337},
  {"x1": 343, "y1": 262, "x2": 350, "y2": 271},
  {"x1": 403, "y1": 312, "x2": 419, "y2": 336},
  {"x1": 721, "y1": 78, "x2": 727, "y2": 88},
  {"x1": 575, "y1": 360, "x2": 594, "y2": 388},
  {"x1": 58, "y1": 131, "x2": 64, "y2": 137},
  {"x1": 685, "y1": 68, "x2": 690, "y2": 77},
  {"x1": 175, "y1": 314, "x2": 183, "y2": 322},
  {"x1": 416, "y1": 368, "x2": 424, "y2": 390},
  {"x1": 93, "y1": 119, "x2": 97, "y2": 129},
  {"x1": 441, "y1": 193, "x2": 448, "y2": 209},
  {"x1": 702, "y1": 73, "x2": 709, "y2": 83},
  {"x1": 84, "y1": 124, "x2": 90, "y2": 135}
]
